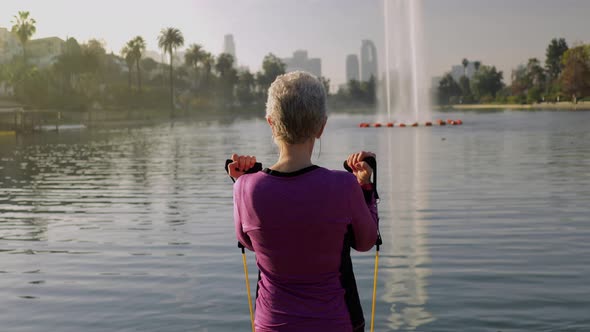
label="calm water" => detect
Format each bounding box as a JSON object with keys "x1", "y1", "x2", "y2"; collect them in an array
[{"x1": 1, "y1": 110, "x2": 589, "y2": 332}]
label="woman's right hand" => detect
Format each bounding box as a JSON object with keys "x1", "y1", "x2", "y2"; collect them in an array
[
  {"x1": 346, "y1": 151, "x2": 376, "y2": 185},
  {"x1": 228, "y1": 153, "x2": 257, "y2": 180}
]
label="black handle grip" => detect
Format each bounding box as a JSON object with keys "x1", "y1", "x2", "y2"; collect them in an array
[
  {"x1": 343, "y1": 156, "x2": 377, "y2": 173},
  {"x1": 343, "y1": 156, "x2": 379, "y2": 201},
  {"x1": 225, "y1": 159, "x2": 263, "y2": 175},
  {"x1": 344, "y1": 155, "x2": 381, "y2": 247}
]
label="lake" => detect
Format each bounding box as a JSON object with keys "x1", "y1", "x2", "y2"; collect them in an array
[{"x1": 1, "y1": 109, "x2": 589, "y2": 331}]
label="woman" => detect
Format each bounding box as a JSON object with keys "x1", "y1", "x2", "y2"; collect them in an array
[{"x1": 229, "y1": 71, "x2": 378, "y2": 332}]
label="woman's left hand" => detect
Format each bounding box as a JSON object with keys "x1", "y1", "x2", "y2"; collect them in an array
[{"x1": 346, "y1": 151, "x2": 375, "y2": 185}]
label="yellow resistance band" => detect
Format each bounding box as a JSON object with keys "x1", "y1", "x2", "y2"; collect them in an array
[
  {"x1": 241, "y1": 251, "x2": 255, "y2": 332},
  {"x1": 370, "y1": 249, "x2": 380, "y2": 332}
]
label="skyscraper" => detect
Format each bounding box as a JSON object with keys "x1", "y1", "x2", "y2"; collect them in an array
[
  {"x1": 360, "y1": 40, "x2": 377, "y2": 82},
  {"x1": 346, "y1": 54, "x2": 360, "y2": 82},
  {"x1": 282, "y1": 50, "x2": 322, "y2": 77},
  {"x1": 223, "y1": 34, "x2": 236, "y2": 66}
]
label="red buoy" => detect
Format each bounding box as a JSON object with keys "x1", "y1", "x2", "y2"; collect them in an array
[
  {"x1": 436, "y1": 119, "x2": 445, "y2": 126},
  {"x1": 374, "y1": 123, "x2": 382, "y2": 128},
  {"x1": 399, "y1": 123, "x2": 406, "y2": 127},
  {"x1": 411, "y1": 122, "x2": 418, "y2": 127},
  {"x1": 386, "y1": 122, "x2": 394, "y2": 127},
  {"x1": 424, "y1": 121, "x2": 432, "y2": 126},
  {"x1": 456, "y1": 119, "x2": 463, "y2": 125}
]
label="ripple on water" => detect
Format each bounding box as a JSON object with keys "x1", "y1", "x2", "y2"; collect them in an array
[{"x1": 0, "y1": 113, "x2": 589, "y2": 331}]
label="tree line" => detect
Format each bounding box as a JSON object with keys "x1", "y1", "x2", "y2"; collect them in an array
[
  {"x1": 1, "y1": 11, "x2": 376, "y2": 115},
  {"x1": 1, "y1": 11, "x2": 292, "y2": 115},
  {"x1": 437, "y1": 38, "x2": 590, "y2": 105}
]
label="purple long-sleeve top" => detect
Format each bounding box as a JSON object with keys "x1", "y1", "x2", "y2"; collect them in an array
[{"x1": 233, "y1": 165, "x2": 379, "y2": 332}]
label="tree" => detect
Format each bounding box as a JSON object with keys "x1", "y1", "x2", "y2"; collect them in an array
[
  {"x1": 437, "y1": 73, "x2": 461, "y2": 105},
  {"x1": 256, "y1": 53, "x2": 286, "y2": 96},
  {"x1": 361, "y1": 75, "x2": 376, "y2": 104},
  {"x1": 462, "y1": 58, "x2": 469, "y2": 77},
  {"x1": 130, "y1": 36, "x2": 146, "y2": 92},
  {"x1": 121, "y1": 44, "x2": 135, "y2": 91},
  {"x1": 319, "y1": 76, "x2": 331, "y2": 96},
  {"x1": 200, "y1": 51, "x2": 214, "y2": 90},
  {"x1": 459, "y1": 76, "x2": 472, "y2": 103},
  {"x1": 473, "y1": 61, "x2": 481, "y2": 72},
  {"x1": 54, "y1": 37, "x2": 83, "y2": 92},
  {"x1": 184, "y1": 43, "x2": 206, "y2": 90},
  {"x1": 511, "y1": 58, "x2": 547, "y2": 103},
  {"x1": 82, "y1": 39, "x2": 107, "y2": 71},
  {"x1": 184, "y1": 44, "x2": 203, "y2": 69},
  {"x1": 215, "y1": 53, "x2": 238, "y2": 103},
  {"x1": 236, "y1": 68, "x2": 256, "y2": 106},
  {"x1": 510, "y1": 65, "x2": 528, "y2": 101},
  {"x1": 560, "y1": 45, "x2": 590, "y2": 103},
  {"x1": 158, "y1": 27, "x2": 184, "y2": 116},
  {"x1": 10, "y1": 11, "x2": 36, "y2": 64},
  {"x1": 343, "y1": 76, "x2": 375, "y2": 104},
  {"x1": 526, "y1": 58, "x2": 546, "y2": 103},
  {"x1": 140, "y1": 57, "x2": 158, "y2": 75},
  {"x1": 347, "y1": 79, "x2": 363, "y2": 101},
  {"x1": 76, "y1": 40, "x2": 107, "y2": 103},
  {"x1": 546, "y1": 38, "x2": 569, "y2": 81},
  {"x1": 471, "y1": 65, "x2": 504, "y2": 101},
  {"x1": 526, "y1": 58, "x2": 545, "y2": 86}
]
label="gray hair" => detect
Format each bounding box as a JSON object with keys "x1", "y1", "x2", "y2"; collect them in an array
[{"x1": 266, "y1": 71, "x2": 327, "y2": 145}]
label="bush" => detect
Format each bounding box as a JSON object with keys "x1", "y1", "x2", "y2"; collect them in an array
[
  {"x1": 506, "y1": 95, "x2": 526, "y2": 104},
  {"x1": 527, "y1": 86, "x2": 543, "y2": 104},
  {"x1": 480, "y1": 95, "x2": 495, "y2": 104}
]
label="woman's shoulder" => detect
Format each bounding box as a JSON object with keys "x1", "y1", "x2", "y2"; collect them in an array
[
  {"x1": 316, "y1": 167, "x2": 358, "y2": 185},
  {"x1": 236, "y1": 166, "x2": 356, "y2": 186}
]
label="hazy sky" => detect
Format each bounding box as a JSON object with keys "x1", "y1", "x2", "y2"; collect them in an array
[{"x1": 2, "y1": 0, "x2": 589, "y2": 86}]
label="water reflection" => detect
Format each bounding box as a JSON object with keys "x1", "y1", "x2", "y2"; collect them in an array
[
  {"x1": 381, "y1": 127, "x2": 434, "y2": 330},
  {"x1": 1, "y1": 113, "x2": 588, "y2": 331}
]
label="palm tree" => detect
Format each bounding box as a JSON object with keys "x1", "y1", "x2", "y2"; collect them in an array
[
  {"x1": 121, "y1": 45, "x2": 135, "y2": 91},
  {"x1": 462, "y1": 58, "x2": 469, "y2": 77},
  {"x1": 130, "y1": 36, "x2": 146, "y2": 92},
  {"x1": 185, "y1": 44, "x2": 204, "y2": 69},
  {"x1": 473, "y1": 61, "x2": 481, "y2": 73},
  {"x1": 122, "y1": 37, "x2": 146, "y2": 92},
  {"x1": 10, "y1": 11, "x2": 36, "y2": 64},
  {"x1": 131, "y1": 36, "x2": 146, "y2": 92},
  {"x1": 157, "y1": 27, "x2": 184, "y2": 116},
  {"x1": 185, "y1": 43, "x2": 205, "y2": 89},
  {"x1": 215, "y1": 53, "x2": 238, "y2": 102},
  {"x1": 201, "y1": 51, "x2": 214, "y2": 89}
]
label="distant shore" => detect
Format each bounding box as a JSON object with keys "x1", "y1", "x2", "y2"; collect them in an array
[{"x1": 444, "y1": 102, "x2": 590, "y2": 110}]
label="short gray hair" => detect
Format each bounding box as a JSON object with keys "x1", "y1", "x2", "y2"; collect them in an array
[{"x1": 266, "y1": 71, "x2": 327, "y2": 145}]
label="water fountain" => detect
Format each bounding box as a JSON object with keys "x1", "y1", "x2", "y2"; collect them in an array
[{"x1": 361, "y1": 0, "x2": 462, "y2": 128}]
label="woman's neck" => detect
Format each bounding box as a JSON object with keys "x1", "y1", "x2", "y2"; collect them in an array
[{"x1": 271, "y1": 139, "x2": 315, "y2": 173}]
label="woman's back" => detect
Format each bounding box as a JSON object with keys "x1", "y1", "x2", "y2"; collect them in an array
[{"x1": 233, "y1": 166, "x2": 378, "y2": 332}]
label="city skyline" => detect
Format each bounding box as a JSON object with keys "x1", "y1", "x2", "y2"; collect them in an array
[{"x1": 1, "y1": 0, "x2": 589, "y2": 86}]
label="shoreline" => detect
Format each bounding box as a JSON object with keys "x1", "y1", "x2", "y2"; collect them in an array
[{"x1": 442, "y1": 102, "x2": 590, "y2": 110}]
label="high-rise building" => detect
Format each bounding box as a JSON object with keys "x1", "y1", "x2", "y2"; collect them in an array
[
  {"x1": 0, "y1": 28, "x2": 63, "y2": 67},
  {"x1": 0, "y1": 27, "x2": 23, "y2": 63},
  {"x1": 360, "y1": 40, "x2": 377, "y2": 82},
  {"x1": 346, "y1": 54, "x2": 360, "y2": 82},
  {"x1": 282, "y1": 50, "x2": 322, "y2": 77},
  {"x1": 223, "y1": 34, "x2": 236, "y2": 66}
]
